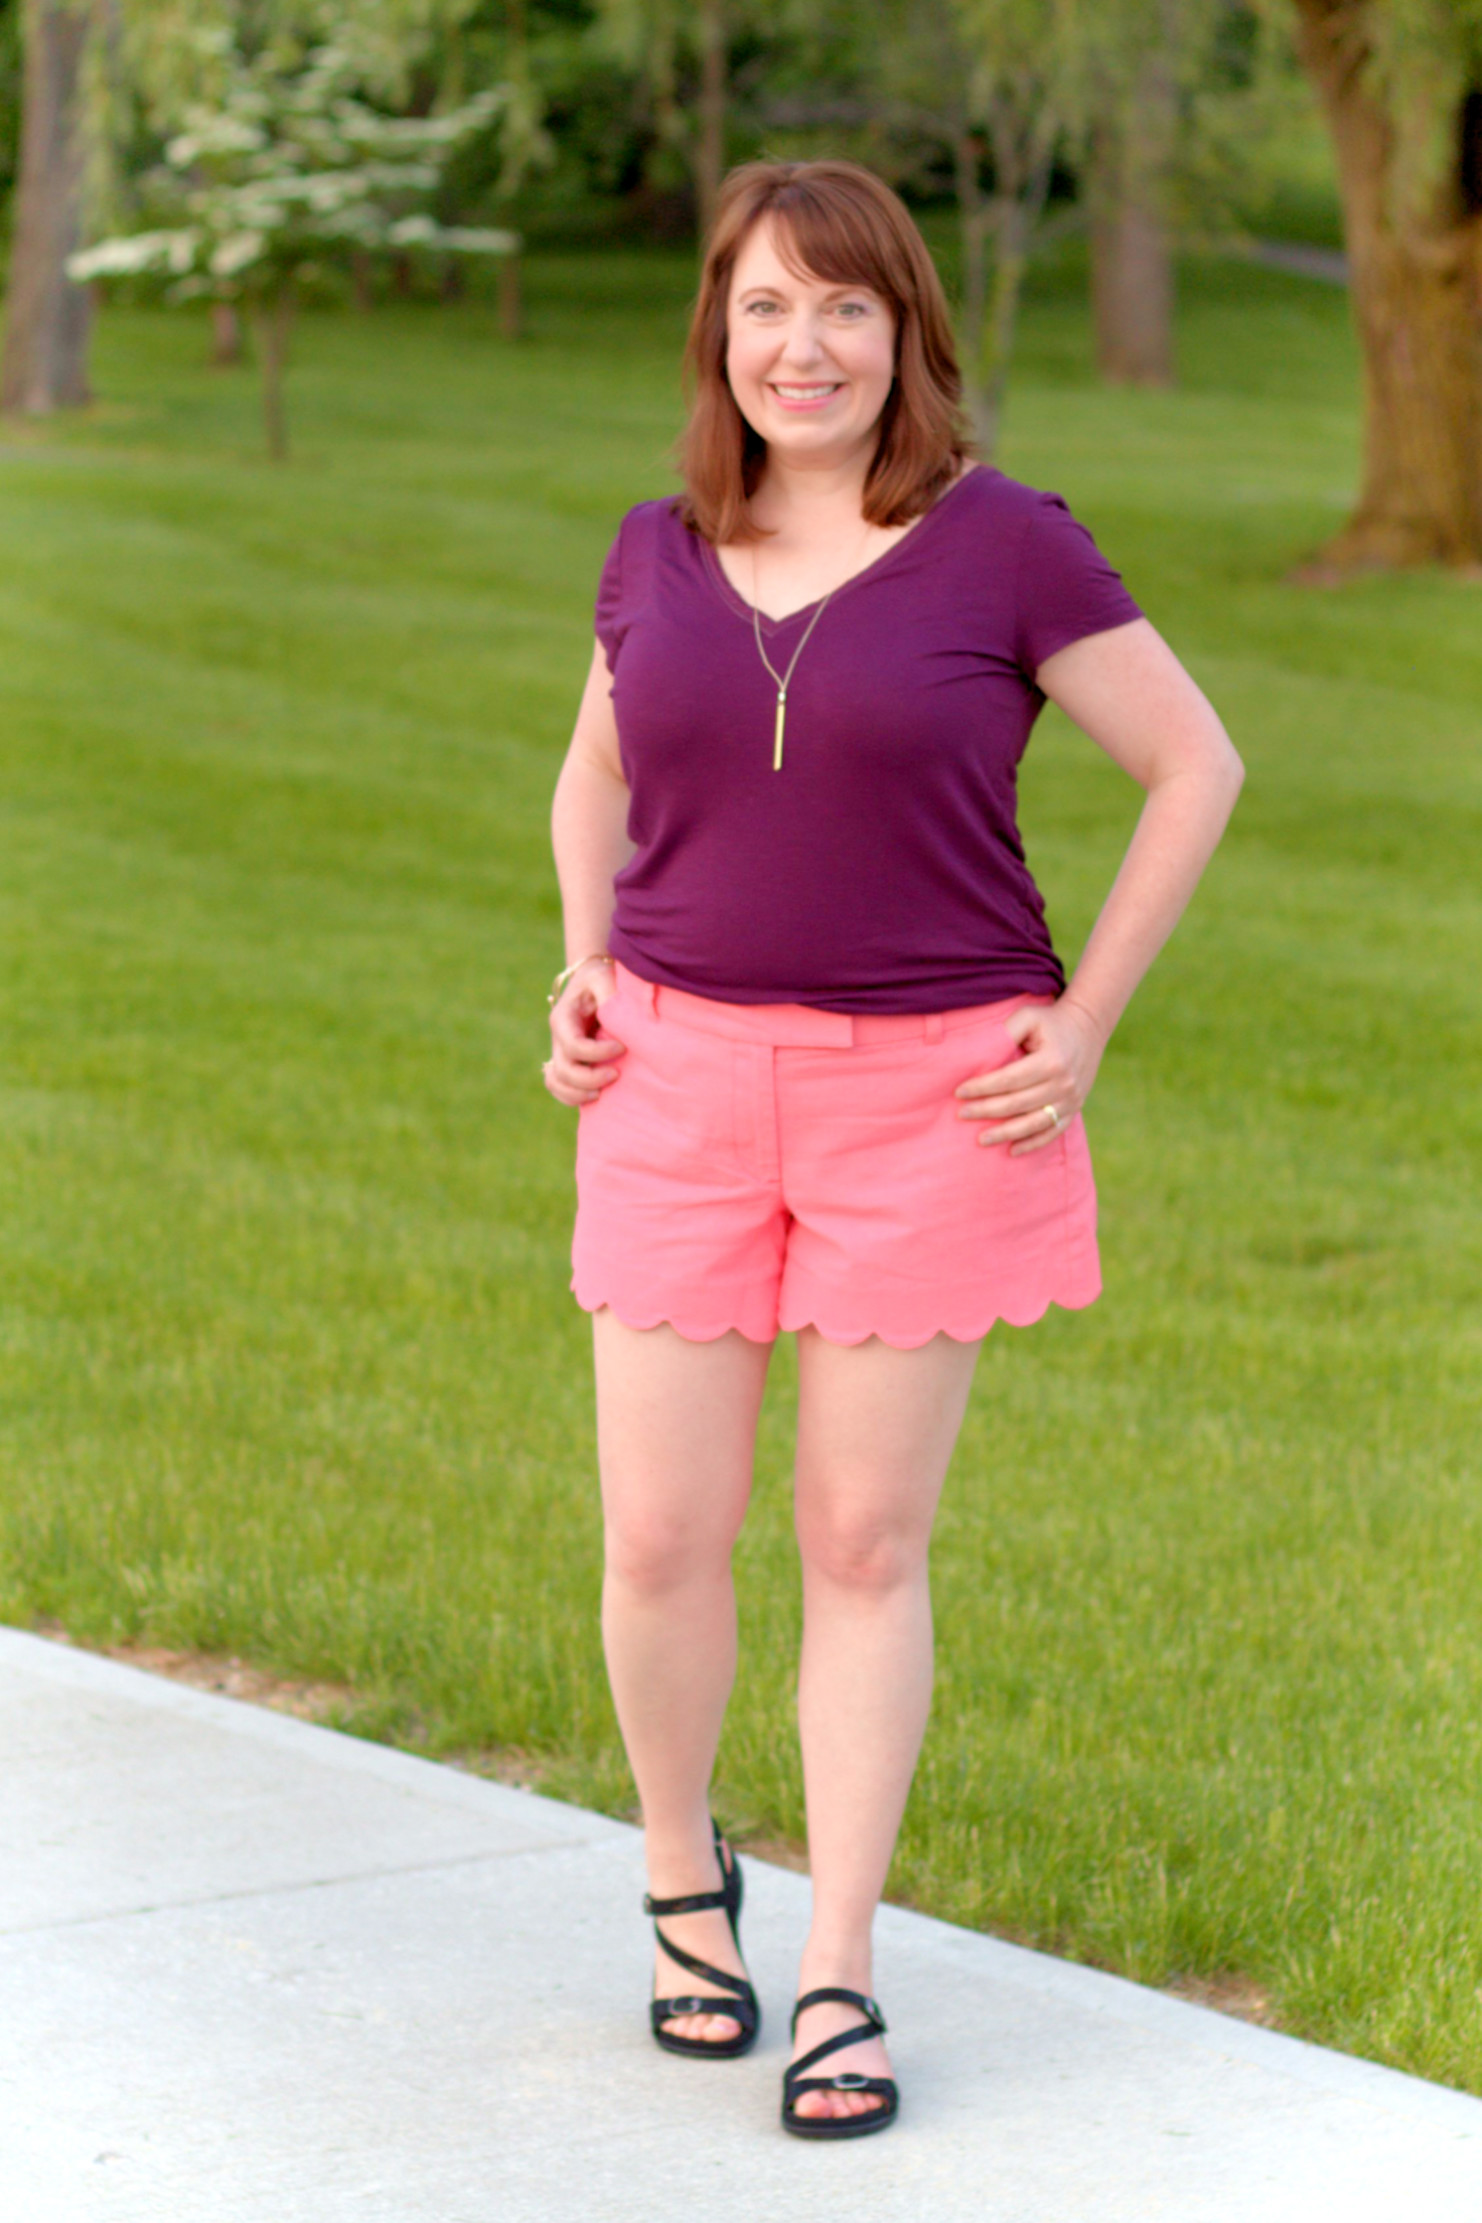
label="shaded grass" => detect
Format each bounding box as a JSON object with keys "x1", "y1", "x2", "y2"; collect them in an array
[{"x1": 2, "y1": 246, "x2": 1481, "y2": 2091}]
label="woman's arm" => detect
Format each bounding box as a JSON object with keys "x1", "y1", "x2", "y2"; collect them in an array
[
  {"x1": 956, "y1": 617, "x2": 1245, "y2": 1154},
  {"x1": 546, "y1": 641, "x2": 635, "y2": 1107}
]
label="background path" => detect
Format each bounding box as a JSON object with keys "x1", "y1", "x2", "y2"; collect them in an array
[{"x1": 2, "y1": 1625, "x2": 1478, "y2": 2222}]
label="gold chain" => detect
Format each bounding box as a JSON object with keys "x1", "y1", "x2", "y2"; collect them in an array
[{"x1": 750, "y1": 524, "x2": 874, "y2": 771}]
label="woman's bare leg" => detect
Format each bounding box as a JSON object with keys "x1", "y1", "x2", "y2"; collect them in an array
[
  {"x1": 789, "y1": 1326, "x2": 982, "y2": 2119},
  {"x1": 594, "y1": 1307, "x2": 773, "y2": 2043}
]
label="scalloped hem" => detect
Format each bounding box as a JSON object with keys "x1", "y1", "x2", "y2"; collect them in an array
[
  {"x1": 571, "y1": 1277, "x2": 1099, "y2": 1350},
  {"x1": 776, "y1": 1284, "x2": 1100, "y2": 1348},
  {"x1": 571, "y1": 1278, "x2": 779, "y2": 1345}
]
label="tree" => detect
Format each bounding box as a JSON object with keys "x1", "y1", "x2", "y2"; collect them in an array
[
  {"x1": 1, "y1": 1, "x2": 27, "y2": 208},
  {"x1": 859, "y1": 0, "x2": 1082, "y2": 454},
  {"x1": 1, "y1": 0, "x2": 96, "y2": 415},
  {"x1": 594, "y1": 0, "x2": 732, "y2": 239},
  {"x1": 1081, "y1": 3, "x2": 1182, "y2": 386},
  {"x1": 68, "y1": 25, "x2": 518, "y2": 457},
  {"x1": 694, "y1": 0, "x2": 723, "y2": 238},
  {"x1": 1289, "y1": 0, "x2": 1482, "y2": 571},
  {"x1": 955, "y1": 0, "x2": 1084, "y2": 450},
  {"x1": 415, "y1": 0, "x2": 554, "y2": 331},
  {"x1": 1074, "y1": 0, "x2": 1294, "y2": 390}
]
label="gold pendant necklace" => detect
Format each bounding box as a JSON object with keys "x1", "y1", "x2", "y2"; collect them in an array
[
  {"x1": 750, "y1": 525, "x2": 873, "y2": 771},
  {"x1": 751, "y1": 591, "x2": 836, "y2": 771}
]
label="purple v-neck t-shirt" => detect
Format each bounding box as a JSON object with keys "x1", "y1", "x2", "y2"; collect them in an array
[{"x1": 594, "y1": 464, "x2": 1142, "y2": 1014}]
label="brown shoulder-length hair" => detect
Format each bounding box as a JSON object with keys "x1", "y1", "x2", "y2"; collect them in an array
[{"x1": 677, "y1": 160, "x2": 970, "y2": 545}]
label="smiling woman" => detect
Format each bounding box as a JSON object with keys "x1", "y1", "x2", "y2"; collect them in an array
[
  {"x1": 542, "y1": 159, "x2": 1245, "y2": 2143},
  {"x1": 679, "y1": 161, "x2": 965, "y2": 549}
]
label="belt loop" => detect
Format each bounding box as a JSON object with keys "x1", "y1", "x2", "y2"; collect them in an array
[
  {"x1": 643, "y1": 976, "x2": 659, "y2": 1017},
  {"x1": 924, "y1": 1013, "x2": 944, "y2": 1044}
]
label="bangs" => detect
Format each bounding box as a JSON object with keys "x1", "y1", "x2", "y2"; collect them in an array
[{"x1": 764, "y1": 194, "x2": 901, "y2": 308}]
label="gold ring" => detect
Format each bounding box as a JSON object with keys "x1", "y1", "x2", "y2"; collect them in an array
[{"x1": 1042, "y1": 1102, "x2": 1060, "y2": 1131}]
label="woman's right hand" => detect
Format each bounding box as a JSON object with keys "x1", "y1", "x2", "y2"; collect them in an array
[{"x1": 543, "y1": 960, "x2": 626, "y2": 1106}]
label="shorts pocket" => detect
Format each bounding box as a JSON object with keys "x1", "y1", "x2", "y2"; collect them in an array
[{"x1": 584, "y1": 1009, "x2": 750, "y2": 1184}]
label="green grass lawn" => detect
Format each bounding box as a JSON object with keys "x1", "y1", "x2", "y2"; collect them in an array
[{"x1": 3, "y1": 243, "x2": 1481, "y2": 2091}]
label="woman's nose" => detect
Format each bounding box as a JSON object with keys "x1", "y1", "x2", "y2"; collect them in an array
[{"x1": 778, "y1": 315, "x2": 827, "y2": 366}]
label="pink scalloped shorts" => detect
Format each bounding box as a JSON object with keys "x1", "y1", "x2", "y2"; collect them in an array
[{"x1": 570, "y1": 962, "x2": 1100, "y2": 1349}]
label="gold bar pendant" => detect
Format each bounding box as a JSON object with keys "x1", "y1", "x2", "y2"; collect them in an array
[{"x1": 773, "y1": 689, "x2": 786, "y2": 772}]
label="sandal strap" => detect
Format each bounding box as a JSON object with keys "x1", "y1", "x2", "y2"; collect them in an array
[
  {"x1": 652, "y1": 1927, "x2": 752, "y2": 1999},
  {"x1": 789, "y1": 1987, "x2": 886, "y2": 2038},
  {"x1": 643, "y1": 1885, "x2": 729, "y2": 1917},
  {"x1": 644, "y1": 1817, "x2": 739, "y2": 1920},
  {"x1": 654, "y1": 1986, "x2": 757, "y2": 2022},
  {"x1": 785, "y1": 2074, "x2": 896, "y2": 2102},
  {"x1": 786, "y1": 2021, "x2": 884, "y2": 2086},
  {"x1": 715, "y1": 1836, "x2": 741, "y2": 1916}
]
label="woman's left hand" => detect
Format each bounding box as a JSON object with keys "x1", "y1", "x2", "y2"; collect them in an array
[{"x1": 955, "y1": 997, "x2": 1108, "y2": 1155}]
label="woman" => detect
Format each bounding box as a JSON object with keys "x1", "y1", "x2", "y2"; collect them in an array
[{"x1": 544, "y1": 160, "x2": 1243, "y2": 2141}]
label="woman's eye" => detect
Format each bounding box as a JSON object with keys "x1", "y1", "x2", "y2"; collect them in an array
[{"x1": 833, "y1": 301, "x2": 868, "y2": 319}]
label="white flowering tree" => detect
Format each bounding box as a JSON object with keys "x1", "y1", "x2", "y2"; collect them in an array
[{"x1": 68, "y1": 28, "x2": 520, "y2": 457}]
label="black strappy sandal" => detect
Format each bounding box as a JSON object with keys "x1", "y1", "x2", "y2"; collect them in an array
[
  {"x1": 644, "y1": 1818, "x2": 760, "y2": 2059},
  {"x1": 781, "y1": 1987, "x2": 899, "y2": 2140}
]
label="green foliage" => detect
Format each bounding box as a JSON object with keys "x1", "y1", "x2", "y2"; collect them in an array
[
  {"x1": 0, "y1": 0, "x2": 1355, "y2": 257},
  {"x1": 1215, "y1": 92, "x2": 1341, "y2": 250},
  {"x1": 2, "y1": 247, "x2": 1481, "y2": 2087},
  {"x1": 1345, "y1": 0, "x2": 1482, "y2": 83},
  {"x1": 1073, "y1": 1, "x2": 1311, "y2": 235},
  {"x1": 1176, "y1": 5, "x2": 1326, "y2": 239},
  {"x1": 123, "y1": 0, "x2": 488, "y2": 107},
  {"x1": 1357, "y1": 0, "x2": 1482, "y2": 218},
  {"x1": 0, "y1": 0, "x2": 20, "y2": 234},
  {"x1": 69, "y1": 25, "x2": 518, "y2": 303},
  {"x1": 440, "y1": 2, "x2": 661, "y2": 243}
]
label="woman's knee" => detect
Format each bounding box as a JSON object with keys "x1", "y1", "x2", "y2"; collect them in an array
[
  {"x1": 796, "y1": 1497, "x2": 929, "y2": 1597},
  {"x1": 604, "y1": 1501, "x2": 735, "y2": 1597}
]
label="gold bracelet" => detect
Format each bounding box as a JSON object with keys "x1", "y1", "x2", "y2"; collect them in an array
[{"x1": 547, "y1": 952, "x2": 613, "y2": 1007}]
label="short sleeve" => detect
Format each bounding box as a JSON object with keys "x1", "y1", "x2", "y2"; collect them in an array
[
  {"x1": 1014, "y1": 492, "x2": 1143, "y2": 678},
  {"x1": 595, "y1": 516, "x2": 627, "y2": 673}
]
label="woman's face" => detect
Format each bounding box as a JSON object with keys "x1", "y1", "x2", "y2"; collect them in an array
[{"x1": 724, "y1": 217, "x2": 896, "y2": 468}]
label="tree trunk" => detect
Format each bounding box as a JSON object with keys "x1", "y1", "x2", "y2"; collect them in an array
[
  {"x1": 1088, "y1": 51, "x2": 1176, "y2": 388},
  {"x1": 208, "y1": 301, "x2": 242, "y2": 368},
  {"x1": 962, "y1": 104, "x2": 1057, "y2": 458},
  {"x1": 498, "y1": 251, "x2": 522, "y2": 340},
  {"x1": 975, "y1": 197, "x2": 1030, "y2": 456},
  {"x1": 694, "y1": 0, "x2": 725, "y2": 245},
  {"x1": 953, "y1": 129, "x2": 989, "y2": 377},
  {"x1": 252, "y1": 290, "x2": 294, "y2": 462},
  {"x1": 1, "y1": 0, "x2": 93, "y2": 416},
  {"x1": 1292, "y1": 0, "x2": 1482, "y2": 572},
  {"x1": 953, "y1": 135, "x2": 996, "y2": 453}
]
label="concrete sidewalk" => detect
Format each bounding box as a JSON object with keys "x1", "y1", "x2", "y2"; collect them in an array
[{"x1": 1, "y1": 1625, "x2": 1478, "y2": 2222}]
